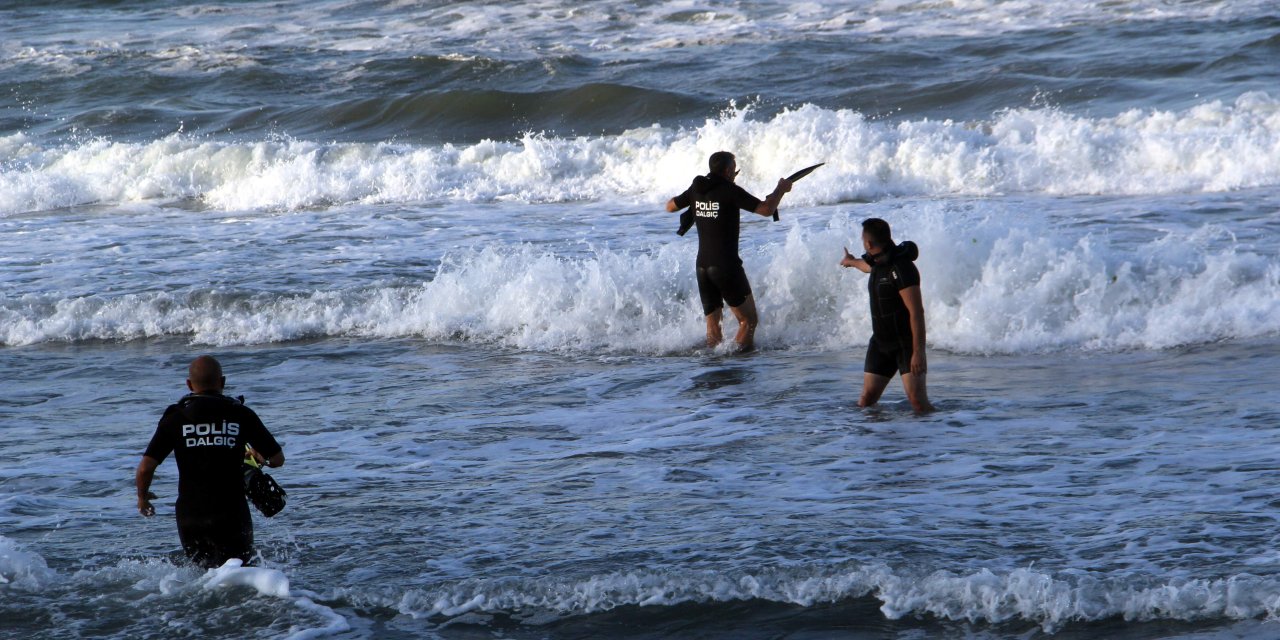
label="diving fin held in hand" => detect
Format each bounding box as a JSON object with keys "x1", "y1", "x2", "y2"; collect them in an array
[
  {"x1": 773, "y1": 162, "x2": 824, "y2": 221},
  {"x1": 676, "y1": 162, "x2": 824, "y2": 234},
  {"x1": 786, "y1": 162, "x2": 825, "y2": 182},
  {"x1": 677, "y1": 208, "x2": 695, "y2": 236}
]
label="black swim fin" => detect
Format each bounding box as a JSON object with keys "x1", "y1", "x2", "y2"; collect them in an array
[
  {"x1": 677, "y1": 208, "x2": 694, "y2": 235},
  {"x1": 244, "y1": 464, "x2": 287, "y2": 517},
  {"x1": 774, "y1": 163, "x2": 823, "y2": 222}
]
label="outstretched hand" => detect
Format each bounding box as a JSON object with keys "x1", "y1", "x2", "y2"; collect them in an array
[{"x1": 840, "y1": 246, "x2": 858, "y2": 268}]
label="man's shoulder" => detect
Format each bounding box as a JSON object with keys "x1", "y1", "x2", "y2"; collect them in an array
[
  {"x1": 165, "y1": 394, "x2": 261, "y2": 419},
  {"x1": 890, "y1": 259, "x2": 921, "y2": 287},
  {"x1": 159, "y1": 401, "x2": 186, "y2": 422},
  {"x1": 227, "y1": 400, "x2": 269, "y2": 429}
]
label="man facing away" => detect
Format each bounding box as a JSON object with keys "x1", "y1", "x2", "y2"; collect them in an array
[
  {"x1": 136, "y1": 355, "x2": 284, "y2": 567},
  {"x1": 666, "y1": 151, "x2": 792, "y2": 351},
  {"x1": 841, "y1": 218, "x2": 935, "y2": 413}
]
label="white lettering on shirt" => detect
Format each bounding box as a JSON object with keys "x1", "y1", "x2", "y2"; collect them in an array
[{"x1": 182, "y1": 421, "x2": 241, "y2": 448}]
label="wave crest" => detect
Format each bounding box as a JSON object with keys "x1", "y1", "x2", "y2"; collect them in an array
[
  {"x1": 4, "y1": 93, "x2": 1279, "y2": 215},
  {"x1": 385, "y1": 564, "x2": 1280, "y2": 632},
  {"x1": 4, "y1": 209, "x2": 1278, "y2": 353}
]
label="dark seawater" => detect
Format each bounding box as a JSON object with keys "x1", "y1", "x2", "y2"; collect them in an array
[
  {"x1": 3, "y1": 2, "x2": 1280, "y2": 639},
  {"x1": 5, "y1": 2, "x2": 1280, "y2": 143}
]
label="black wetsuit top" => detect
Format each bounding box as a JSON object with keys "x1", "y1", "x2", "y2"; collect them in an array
[
  {"x1": 867, "y1": 241, "x2": 921, "y2": 349},
  {"x1": 145, "y1": 393, "x2": 282, "y2": 511},
  {"x1": 672, "y1": 174, "x2": 762, "y2": 267}
]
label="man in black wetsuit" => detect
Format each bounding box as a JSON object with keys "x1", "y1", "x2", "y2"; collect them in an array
[
  {"x1": 665, "y1": 151, "x2": 792, "y2": 350},
  {"x1": 135, "y1": 355, "x2": 285, "y2": 567},
  {"x1": 841, "y1": 218, "x2": 935, "y2": 413}
]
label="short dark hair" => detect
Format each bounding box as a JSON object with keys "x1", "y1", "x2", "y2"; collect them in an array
[
  {"x1": 862, "y1": 218, "x2": 893, "y2": 249},
  {"x1": 708, "y1": 151, "x2": 735, "y2": 176}
]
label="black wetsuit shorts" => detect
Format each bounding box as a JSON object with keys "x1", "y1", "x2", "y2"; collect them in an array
[
  {"x1": 864, "y1": 335, "x2": 913, "y2": 378},
  {"x1": 176, "y1": 498, "x2": 254, "y2": 568},
  {"x1": 696, "y1": 264, "x2": 752, "y2": 315}
]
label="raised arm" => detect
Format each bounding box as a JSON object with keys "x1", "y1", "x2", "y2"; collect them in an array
[
  {"x1": 753, "y1": 178, "x2": 793, "y2": 217},
  {"x1": 840, "y1": 247, "x2": 872, "y2": 273}
]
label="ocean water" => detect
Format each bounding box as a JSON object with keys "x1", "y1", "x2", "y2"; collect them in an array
[{"x1": 3, "y1": 1, "x2": 1280, "y2": 638}]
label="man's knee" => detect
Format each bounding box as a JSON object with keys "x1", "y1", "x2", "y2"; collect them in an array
[
  {"x1": 859, "y1": 373, "x2": 890, "y2": 407},
  {"x1": 858, "y1": 389, "x2": 885, "y2": 407},
  {"x1": 730, "y1": 297, "x2": 757, "y2": 325}
]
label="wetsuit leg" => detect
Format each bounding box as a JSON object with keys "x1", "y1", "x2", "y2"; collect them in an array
[
  {"x1": 696, "y1": 266, "x2": 723, "y2": 316},
  {"x1": 709, "y1": 264, "x2": 752, "y2": 309},
  {"x1": 176, "y1": 501, "x2": 254, "y2": 568},
  {"x1": 698, "y1": 264, "x2": 753, "y2": 315},
  {"x1": 893, "y1": 343, "x2": 914, "y2": 376},
  {"x1": 863, "y1": 337, "x2": 900, "y2": 378}
]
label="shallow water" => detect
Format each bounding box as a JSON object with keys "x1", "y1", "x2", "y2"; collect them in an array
[{"x1": 5, "y1": 336, "x2": 1280, "y2": 638}]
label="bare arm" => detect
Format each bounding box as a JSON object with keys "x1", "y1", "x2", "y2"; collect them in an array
[
  {"x1": 665, "y1": 198, "x2": 680, "y2": 213},
  {"x1": 135, "y1": 456, "x2": 159, "y2": 517},
  {"x1": 899, "y1": 285, "x2": 927, "y2": 376},
  {"x1": 752, "y1": 178, "x2": 793, "y2": 217},
  {"x1": 840, "y1": 246, "x2": 872, "y2": 273},
  {"x1": 266, "y1": 451, "x2": 285, "y2": 468}
]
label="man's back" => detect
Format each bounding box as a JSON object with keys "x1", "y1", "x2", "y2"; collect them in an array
[
  {"x1": 146, "y1": 393, "x2": 279, "y2": 510},
  {"x1": 682, "y1": 173, "x2": 761, "y2": 267}
]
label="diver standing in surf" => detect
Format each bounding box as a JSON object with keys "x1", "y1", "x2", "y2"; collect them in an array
[
  {"x1": 135, "y1": 355, "x2": 285, "y2": 567},
  {"x1": 841, "y1": 218, "x2": 935, "y2": 413},
  {"x1": 666, "y1": 151, "x2": 792, "y2": 351}
]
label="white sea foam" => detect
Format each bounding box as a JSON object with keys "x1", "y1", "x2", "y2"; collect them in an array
[
  {"x1": 3, "y1": 207, "x2": 1276, "y2": 353},
  {"x1": 0, "y1": 535, "x2": 57, "y2": 589},
  {"x1": 196, "y1": 560, "x2": 349, "y2": 639},
  {"x1": 388, "y1": 563, "x2": 1280, "y2": 632},
  {"x1": 203, "y1": 558, "x2": 292, "y2": 597},
  {"x1": 4, "y1": 94, "x2": 1279, "y2": 215}
]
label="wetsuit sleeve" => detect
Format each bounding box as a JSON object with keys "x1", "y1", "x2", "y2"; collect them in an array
[
  {"x1": 671, "y1": 180, "x2": 696, "y2": 209},
  {"x1": 731, "y1": 185, "x2": 762, "y2": 213},
  {"x1": 142, "y1": 407, "x2": 179, "y2": 462},
  {"x1": 893, "y1": 261, "x2": 921, "y2": 290},
  {"x1": 240, "y1": 407, "x2": 282, "y2": 459}
]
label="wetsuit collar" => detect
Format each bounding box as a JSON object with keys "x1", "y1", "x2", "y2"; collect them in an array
[
  {"x1": 705, "y1": 172, "x2": 734, "y2": 187},
  {"x1": 863, "y1": 242, "x2": 897, "y2": 266}
]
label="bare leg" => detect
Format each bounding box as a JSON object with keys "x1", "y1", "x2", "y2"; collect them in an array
[
  {"x1": 704, "y1": 308, "x2": 724, "y2": 348},
  {"x1": 901, "y1": 373, "x2": 935, "y2": 414},
  {"x1": 727, "y1": 295, "x2": 758, "y2": 351},
  {"x1": 859, "y1": 373, "x2": 892, "y2": 407}
]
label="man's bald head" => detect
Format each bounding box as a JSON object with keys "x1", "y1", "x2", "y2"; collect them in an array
[{"x1": 187, "y1": 355, "x2": 225, "y2": 394}]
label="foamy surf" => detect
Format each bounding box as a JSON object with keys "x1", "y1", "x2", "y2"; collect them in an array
[
  {"x1": 376, "y1": 563, "x2": 1280, "y2": 633},
  {"x1": 4, "y1": 93, "x2": 1279, "y2": 215},
  {"x1": 0, "y1": 536, "x2": 348, "y2": 640},
  {"x1": 3, "y1": 209, "x2": 1276, "y2": 353}
]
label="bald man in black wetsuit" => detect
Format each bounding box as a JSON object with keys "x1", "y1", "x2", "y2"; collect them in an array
[
  {"x1": 666, "y1": 151, "x2": 792, "y2": 351},
  {"x1": 136, "y1": 355, "x2": 284, "y2": 567}
]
